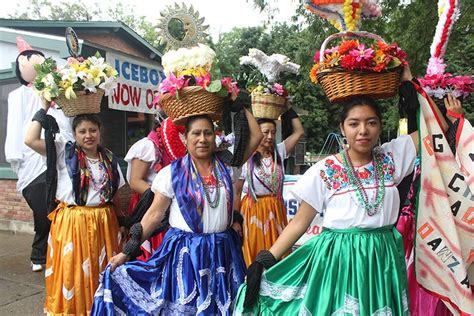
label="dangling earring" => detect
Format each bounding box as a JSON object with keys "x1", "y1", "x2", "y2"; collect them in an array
[
  {"x1": 342, "y1": 136, "x2": 349, "y2": 150},
  {"x1": 378, "y1": 137, "x2": 381, "y2": 147}
]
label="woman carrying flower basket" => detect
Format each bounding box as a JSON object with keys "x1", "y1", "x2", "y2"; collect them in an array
[
  {"x1": 91, "y1": 106, "x2": 263, "y2": 315},
  {"x1": 25, "y1": 100, "x2": 126, "y2": 315},
  {"x1": 234, "y1": 111, "x2": 304, "y2": 266},
  {"x1": 91, "y1": 5, "x2": 264, "y2": 314},
  {"x1": 234, "y1": 65, "x2": 458, "y2": 315}
]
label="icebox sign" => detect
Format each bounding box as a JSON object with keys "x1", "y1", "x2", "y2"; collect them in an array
[{"x1": 107, "y1": 52, "x2": 165, "y2": 114}]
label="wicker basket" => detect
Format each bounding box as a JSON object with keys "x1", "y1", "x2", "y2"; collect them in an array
[
  {"x1": 55, "y1": 90, "x2": 104, "y2": 117},
  {"x1": 317, "y1": 68, "x2": 401, "y2": 103},
  {"x1": 316, "y1": 31, "x2": 402, "y2": 103},
  {"x1": 159, "y1": 86, "x2": 225, "y2": 125},
  {"x1": 251, "y1": 93, "x2": 287, "y2": 119}
]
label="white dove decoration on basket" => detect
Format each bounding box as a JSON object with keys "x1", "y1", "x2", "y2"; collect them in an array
[{"x1": 239, "y1": 48, "x2": 300, "y2": 83}]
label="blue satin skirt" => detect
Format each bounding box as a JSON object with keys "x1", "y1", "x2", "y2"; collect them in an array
[{"x1": 91, "y1": 227, "x2": 246, "y2": 315}]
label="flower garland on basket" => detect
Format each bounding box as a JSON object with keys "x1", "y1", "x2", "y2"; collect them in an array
[
  {"x1": 33, "y1": 52, "x2": 117, "y2": 117},
  {"x1": 154, "y1": 44, "x2": 239, "y2": 125},
  {"x1": 418, "y1": 0, "x2": 473, "y2": 106},
  {"x1": 239, "y1": 48, "x2": 300, "y2": 119},
  {"x1": 310, "y1": 32, "x2": 407, "y2": 103},
  {"x1": 304, "y1": 1, "x2": 406, "y2": 103}
]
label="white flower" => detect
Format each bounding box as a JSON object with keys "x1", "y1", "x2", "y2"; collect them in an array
[
  {"x1": 99, "y1": 76, "x2": 117, "y2": 96},
  {"x1": 82, "y1": 74, "x2": 99, "y2": 93},
  {"x1": 88, "y1": 56, "x2": 107, "y2": 72},
  {"x1": 59, "y1": 68, "x2": 78, "y2": 84},
  {"x1": 162, "y1": 44, "x2": 216, "y2": 73}
]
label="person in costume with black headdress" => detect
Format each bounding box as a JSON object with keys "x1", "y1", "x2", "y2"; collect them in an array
[
  {"x1": 5, "y1": 37, "x2": 73, "y2": 272},
  {"x1": 124, "y1": 112, "x2": 186, "y2": 261},
  {"x1": 25, "y1": 99, "x2": 126, "y2": 314}
]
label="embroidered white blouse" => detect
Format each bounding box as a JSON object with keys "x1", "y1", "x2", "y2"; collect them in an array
[
  {"x1": 124, "y1": 137, "x2": 159, "y2": 185},
  {"x1": 152, "y1": 164, "x2": 239, "y2": 233},
  {"x1": 240, "y1": 142, "x2": 287, "y2": 196},
  {"x1": 54, "y1": 138, "x2": 125, "y2": 206},
  {"x1": 291, "y1": 135, "x2": 416, "y2": 229}
]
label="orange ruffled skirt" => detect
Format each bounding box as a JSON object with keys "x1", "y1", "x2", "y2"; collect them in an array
[
  {"x1": 241, "y1": 194, "x2": 289, "y2": 266},
  {"x1": 44, "y1": 202, "x2": 121, "y2": 315}
]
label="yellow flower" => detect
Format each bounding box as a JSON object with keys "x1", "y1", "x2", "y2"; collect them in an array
[
  {"x1": 310, "y1": 63, "x2": 320, "y2": 83},
  {"x1": 322, "y1": 51, "x2": 341, "y2": 68},
  {"x1": 374, "y1": 50, "x2": 387, "y2": 64}
]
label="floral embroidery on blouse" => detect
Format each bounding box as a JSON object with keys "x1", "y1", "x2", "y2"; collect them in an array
[{"x1": 320, "y1": 152, "x2": 395, "y2": 191}]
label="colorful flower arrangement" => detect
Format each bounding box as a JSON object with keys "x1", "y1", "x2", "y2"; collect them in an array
[
  {"x1": 310, "y1": 40, "x2": 407, "y2": 83},
  {"x1": 419, "y1": 58, "x2": 474, "y2": 100},
  {"x1": 304, "y1": 0, "x2": 382, "y2": 32},
  {"x1": 155, "y1": 44, "x2": 239, "y2": 103},
  {"x1": 239, "y1": 48, "x2": 299, "y2": 97},
  {"x1": 33, "y1": 52, "x2": 117, "y2": 101}
]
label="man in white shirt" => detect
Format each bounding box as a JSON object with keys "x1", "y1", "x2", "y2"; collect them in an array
[{"x1": 5, "y1": 48, "x2": 73, "y2": 272}]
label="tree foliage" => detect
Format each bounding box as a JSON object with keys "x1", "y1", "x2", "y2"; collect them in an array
[
  {"x1": 8, "y1": 0, "x2": 473, "y2": 152},
  {"x1": 232, "y1": 0, "x2": 473, "y2": 152}
]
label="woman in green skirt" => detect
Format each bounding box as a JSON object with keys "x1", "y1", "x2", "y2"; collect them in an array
[{"x1": 234, "y1": 67, "x2": 454, "y2": 315}]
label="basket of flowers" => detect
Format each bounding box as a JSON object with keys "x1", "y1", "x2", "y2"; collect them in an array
[
  {"x1": 33, "y1": 52, "x2": 117, "y2": 117},
  {"x1": 311, "y1": 31, "x2": 407, "y2": 103},
  {"x1": 156, "y1": 44, "x2": 239, "y2": 125},
  {"x1": 240, "y1": 48, "x2": 299, "y2": 119}
]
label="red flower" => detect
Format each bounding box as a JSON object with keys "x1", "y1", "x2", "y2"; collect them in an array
[{"x1": 338, "y1": 40, "x2": 359, "y2": 55}]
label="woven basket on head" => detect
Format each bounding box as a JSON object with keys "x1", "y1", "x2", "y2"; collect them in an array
[
  {"x1": 159, "y1": 86, "x2": 225, "y2": 125},
  {"x1": 251, "y1": 93, "x2": 287, "y2": 119},
  {"x1": 316, "y1": 31, "x2": 402, "y2": 103},
  {"x1": 55, "y1": 90, "x2": 104, "y2": 117}
]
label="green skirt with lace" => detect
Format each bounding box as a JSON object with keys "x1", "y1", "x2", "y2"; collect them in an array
[{"x1": 234, "y1": 226, "x2": 410, "y2": 315}]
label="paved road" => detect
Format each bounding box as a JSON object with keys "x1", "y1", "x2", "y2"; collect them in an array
[{"x1": 0, "y1": 231, "x2": 44, "y2": 315}]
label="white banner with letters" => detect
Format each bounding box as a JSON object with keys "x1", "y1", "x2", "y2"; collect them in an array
[{"x1": 107, "y1": 52, "x2": 165, "y2": 114}]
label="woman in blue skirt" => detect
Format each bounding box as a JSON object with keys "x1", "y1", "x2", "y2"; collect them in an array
[{"x1": 91, "y1": 108, "x2": 263, "y2": 315}]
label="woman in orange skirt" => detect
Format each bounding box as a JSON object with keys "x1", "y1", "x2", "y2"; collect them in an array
[
  {"x1": 25, "y1": 100, "x2": 126, "y2": 315},
  {"x1": 234, "y1": 109, "x2": 304, "y2": 266}
]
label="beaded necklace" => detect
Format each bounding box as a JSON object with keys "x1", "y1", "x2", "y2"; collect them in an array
[
  {"x1": 341, "y1": 148, "x2": 385, "y2": 216},
  {"x1": 193, "y1": 160, "x2": 221, "y2": 209}
]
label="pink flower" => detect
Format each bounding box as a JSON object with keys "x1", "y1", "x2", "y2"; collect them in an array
[
  {"x1": 426, "y1": 57, "x2": 446, "y2": 76},
  {"x1": 349, "y1": 44, "x2": 374, "y2": 62},
  {"x1": 221, "y1": 77, "x2": 240, "y2": 97},
  {"x1": 195, "y1": 73, "x2": 211, "y2": 88},
  {"x1": 271, "y1": 83, "x2": 286, "y2": 96},
  {"x1": 159, "y1": 72, "x2": 190, "y2": 96},
  {"x1": 313, "y1": 51, "x2": 321, "y2": 62}
]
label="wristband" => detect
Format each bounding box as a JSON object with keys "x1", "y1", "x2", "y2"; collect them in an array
[
  {"x1": 122, "y1": 223, "x2": 143, "y2": 258},
  {"x1": 446, "y1": 109, "x2": 464, "y2": 119},
  {"x1": 32, "y1": 109, "x2": 47, "y2": 125}
]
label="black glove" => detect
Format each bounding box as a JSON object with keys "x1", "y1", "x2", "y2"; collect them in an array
[
  {"x1": 398, "y1": 80, "x2": 420, "y2": 134},
  {"x1": 244, "y1": 250, "x2": 277, "y2": 309}
]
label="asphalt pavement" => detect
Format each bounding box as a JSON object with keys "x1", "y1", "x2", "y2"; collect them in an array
[{"x1": 0, "y1": 230, "x2": 44, "y2": 315}]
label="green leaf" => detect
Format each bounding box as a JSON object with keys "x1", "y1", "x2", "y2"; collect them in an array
[
  {"x1": 216, "y1": 87, "x2": 229, "y2": 97},
  {"x1": 206, "y1": 80, "x2": 222, "y2": 93},
  {"x1": 387, "y1": 58, "x2": 401, "y2": 69},
  {"x1": 95, "y1": 51, "x2": 102, "y2": 58}
]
